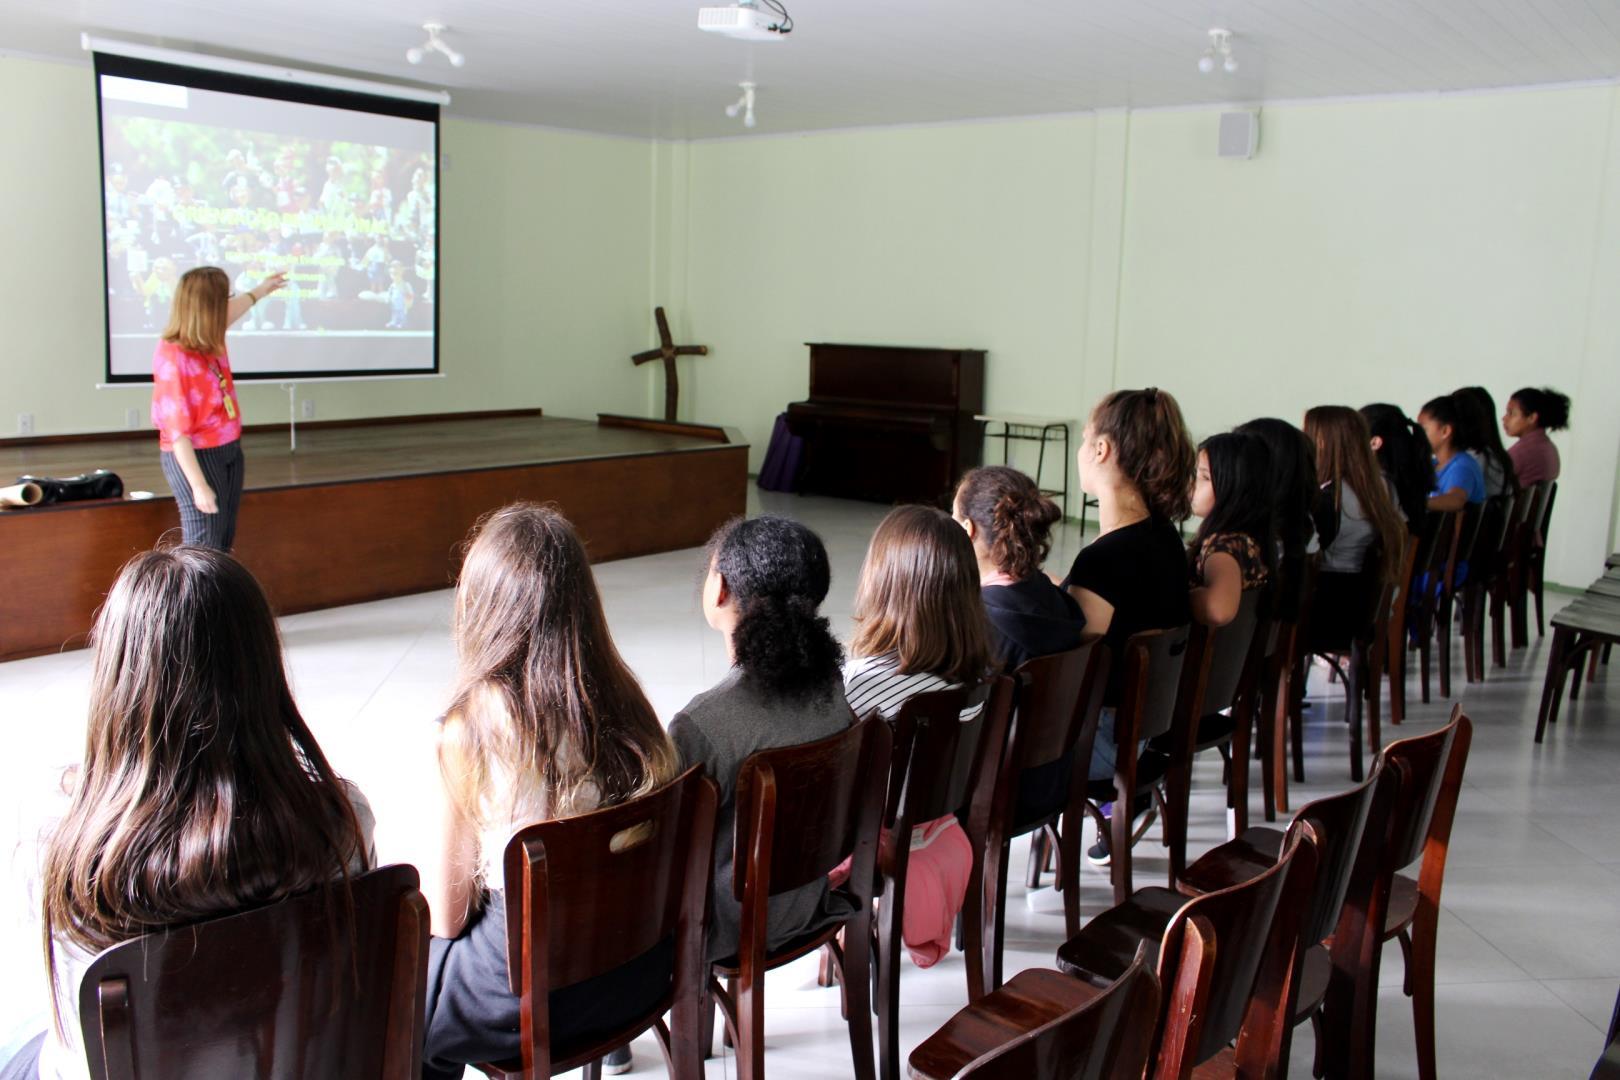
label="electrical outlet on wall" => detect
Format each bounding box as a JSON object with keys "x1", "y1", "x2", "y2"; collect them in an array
[
  {"x1": 300, "y1": 398, "x2": 316, "y2": 420},
  {"x1": 17, "y1": 413, "x2": 33, "y2": 436},
  {"x1": 124, "y1": 408, "x2": 141, "y2": 430}
]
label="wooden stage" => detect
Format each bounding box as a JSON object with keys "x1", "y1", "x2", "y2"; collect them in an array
[{"x1": 0, "y1": 410, "x2": 748, "y2": 661}]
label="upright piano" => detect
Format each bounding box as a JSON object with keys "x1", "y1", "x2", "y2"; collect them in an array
[{"x1": 785, "y1": 343, "x2": 985, "y2": 505}]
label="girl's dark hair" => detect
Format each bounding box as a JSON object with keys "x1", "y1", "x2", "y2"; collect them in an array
[
  {"x1": 1089, "y1": 387, "x2": 1196, "y2": 521},
  {"x1": 1192, "y1": 431, "x2": 1276, "y2": 581},
  {"x1": 707, "y1": 515, "x2": 844, "y2": 702},
  {"x1": 43, "y1": 546, "x2": 367, "y2": 1021},
  {"x1": 1511, "y1": 386, "x2": 1571, "y2": 432},
  {"x1": 1453, "y1": 386, "x2": 1518, "y2": 492},
  {"x1": 953, "y1": 466, "x2": 1062, "y2": 580},
  {"x1": 1361, "y1": 403, "x2": 1434, "y2": 528},
  {"x1": 1419, "y1": 394, "x2": 1471, "y2": 448},
  {"x1": 1235, "y1": 417, "x2": 1316, "y2": 557}
]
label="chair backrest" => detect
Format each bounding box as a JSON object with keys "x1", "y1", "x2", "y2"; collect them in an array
[
  {"x1": 1378, "y1": 705, "x2": 1473, "y2": 877},
  {"x1": 958, "y1": 946, "x2": 1161, "y2": 1080},
  {"x1": 885, "y1": 678, "x2": 1013, "y2": 835},
  {"x1": 1198, "y1": 589, "x2": 1263, "y2": 717},
  {"x1": 1469, "y1": 494, "x2": 1514, "y2": 584},
  {"x1": 733, "y1": 716, "x2": 892, "y2": 901},
  {"x1": 1412, "y1": 510, "x2": 1456, "y2": 585},
  {"x1": 79, "y1": 864, "x2": 428, "y2": 1080},
  {"x1": 1443, "y1": 502, "x2": 1485, "y2": 591},
  {"x1": 500, "y1": 765, "x2": 718, "y2": 1055},
  {"x1": 1118, "y1": 626, "x2": 1193, "y2": 745},
  {"x1": 1284, "y1": 769, "x2": 1386, "y2": 947},
  {"x1": 1534, "y1": 480, "x2": 1557, "y2": 545},
  {"x1": 1152, "y1": 831, "x2": 1318, "y2": 1078},
  {"x1": 1006, "y1": 639, "x2": 1110, "y2": 773}
]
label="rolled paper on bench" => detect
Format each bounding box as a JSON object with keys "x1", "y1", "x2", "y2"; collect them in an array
[{"x1": 0, "y1": 482, "x2": 44, "y2": 508}]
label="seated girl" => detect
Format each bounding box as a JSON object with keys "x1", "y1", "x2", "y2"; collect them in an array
[
  {"x1": 16, "y1": 547, "x2": 373, "y2": 1080},
  {"x1": 420, "y1": 504, "x2": 679, "y2": 1080},
  {"x1": 841, "y1": 504, "x2": 994, "y2": 967},
  {"x1": 953, "y1": 465, "x2": 1085, "y2": 672},
  {"x1": 1187, "y1": 431, "x2": 1274, "y2": 629},
  {"x1": 1503, "y1": 386, "x2": 1570, "y2": 486},
  {"x1": 1360, "y1": 403, "x2": 1435, "y2": 531},
  {"x1": 1420, "y1": 394, "x2": 1487, "y2": 512},
  {"x1": 1304, "y1": 406, "x2": 1407, "y2": 653},
  {"x1": 1453, "y1": 386, "x2": 1519, "y2": 498},
  {"x1": 1235, "y1": 417, "x2": 1318, "y2": 624},
  {"x1": 1060, "y1": 388, "x2": 1195, "y2": 860},
  {"x1": 669, "y1": 516, "x2": 853, "y2": 964}
]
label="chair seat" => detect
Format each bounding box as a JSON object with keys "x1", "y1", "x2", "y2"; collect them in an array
[
  {"x1": 1054, "y1": 886, "x2": 1187, "y2": 982},
  {"x1": 906, "y1": 968, "x2": 1102, "y2": 1080},
  {"x1": 711, "y1": 917, "x2": 848, "y2": 978},
  {"x1": 1381, "y1": 872, "x2": 1419, "y2": 940},
  {"x1": 1084, "y1": 749, "x2": 1172, "y2": 804},
  {"x1": 1177, "y1": 827, "x2": 1286, "y2": 897}
]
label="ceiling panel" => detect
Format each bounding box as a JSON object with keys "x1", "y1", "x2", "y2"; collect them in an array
[{"x1": 2, "y1": 0, "x2": 1617, "y2": 138}]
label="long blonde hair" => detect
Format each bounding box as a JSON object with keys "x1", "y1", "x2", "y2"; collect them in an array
[
  {"x1": 161, "y1": 266, "x2": 230, "y2": 356},
  {"x1": 443, "y1": 503, "x2": 677, "y2": 833}
]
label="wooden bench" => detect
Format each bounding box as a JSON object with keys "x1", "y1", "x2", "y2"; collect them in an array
[{"x1": 1534, "y1": 583, "x2": 1620, "y2": 742}]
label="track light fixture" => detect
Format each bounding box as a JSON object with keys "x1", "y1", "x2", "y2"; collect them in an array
[
  {"x1": 407, "y1": 23, "x2": 464, "y2": 68},
  {"x1": 1199, "y1": 28, "x2": 1237, "y2": 75},
  {"x1": 725, "y1": 81, "x2": 757, "y2": 128}
]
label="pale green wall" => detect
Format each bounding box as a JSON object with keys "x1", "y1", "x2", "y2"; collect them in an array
[
  {"x1": 667, "y1": 91, "x2": 1620, "y2": 585},
  {"x1": 0, "y1": 55, "x2": 658, "y2": 434},
  {"x1": 5, "y1": 51, "x2": 1617, "y2": 583}
]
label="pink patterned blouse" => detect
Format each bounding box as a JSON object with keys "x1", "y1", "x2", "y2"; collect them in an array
[{"x1": 150, "y1": 340, "x2": 243, "y2": 452}]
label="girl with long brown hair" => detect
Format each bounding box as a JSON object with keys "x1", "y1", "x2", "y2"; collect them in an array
[
  {"x1": 1303, "y1": 406, "x2": 1407, "y2": 652},
  {"x1": 840, "y1": 505, "x2": 993, "y2": 967},
  {"x1": 1059, "y1": 388, "x2": 1195, "y2": 864},
  {"x1": 18, "y1": 546, "x2": 372, "y2": 1080},
  {"x1": 152, "y1": 265, "x2": 285, "y2": 551},
  {"x1": 420, "y1": 503, "x2": 678, "y2": 1079},
  {"x1": 953, "y1": 466, "x2": 1085, "y2": 672}
]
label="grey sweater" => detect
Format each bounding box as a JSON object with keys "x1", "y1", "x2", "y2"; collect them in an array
[{"x1": 669, "y1": 667, "x2": 854, "y2": 963}]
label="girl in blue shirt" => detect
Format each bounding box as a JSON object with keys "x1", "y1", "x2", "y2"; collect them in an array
[{"x1": 1419, "y1": 395, "x2": 1486, "y2": 511}]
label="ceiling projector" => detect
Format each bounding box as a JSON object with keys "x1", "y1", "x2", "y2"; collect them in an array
[{"x1": 698, "y1": 3, "x2": 789, "y2": 42}]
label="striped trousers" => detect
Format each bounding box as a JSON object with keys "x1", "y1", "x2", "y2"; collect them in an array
[{"x1": 160, "y1": 439, "x2": 245, "y2": 550}]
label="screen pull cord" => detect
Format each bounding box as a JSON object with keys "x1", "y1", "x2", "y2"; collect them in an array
[{"x1": 281, "y1": 384, "x2": 298, "y2": 454}]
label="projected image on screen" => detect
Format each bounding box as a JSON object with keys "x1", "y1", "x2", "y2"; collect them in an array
[{"x1": 98, "y1": 69, "x2": 438, "y2": 381}]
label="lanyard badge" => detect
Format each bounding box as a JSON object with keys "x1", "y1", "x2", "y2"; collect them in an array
[{"x1": 210, "y1": 361, "x2": 238, "y2": 420}]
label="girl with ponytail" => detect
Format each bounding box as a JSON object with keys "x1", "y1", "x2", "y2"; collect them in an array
[
  {"x1": 953, "y1": 465, "x2": 1085, "y2": 671},
  {"x1": 670, "y1": 515, "x2": 852, "y2": 962},
  {"x1": 839, "y1": 504, "x2": 993, "y2": 967},
  {"x1": 1504, "y1": 386, "x2": 1569, "y2": 486}
]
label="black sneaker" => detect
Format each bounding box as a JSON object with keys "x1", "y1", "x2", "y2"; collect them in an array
[
  {"x1": 604, "y1": 1045, "x2": 632, "y2": 1075},
  {"x1": 1086, "y1": 801, "x2": 1158, "y2": 867}
]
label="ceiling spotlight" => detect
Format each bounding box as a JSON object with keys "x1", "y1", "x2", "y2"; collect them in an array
[
  {"x1": 1199, "y1": 28, "x2": 1236, "y2": 76},
  {"x1": 408, "y1": 23, "x2": 464, "y2": 68},
  {"x1": 725, "y1": 81, "x2": 758, "y2": 129}
]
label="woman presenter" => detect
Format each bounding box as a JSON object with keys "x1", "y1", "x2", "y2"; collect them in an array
[{"x1": 151, "y1": 266, "x2": 284, "y2": 549}]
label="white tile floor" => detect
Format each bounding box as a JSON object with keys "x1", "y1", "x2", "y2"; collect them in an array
[{"x1": 0, "y1": 489, "x2": 1614, "y2": 1078}]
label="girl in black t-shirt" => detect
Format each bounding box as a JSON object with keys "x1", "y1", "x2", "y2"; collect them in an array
[{"x1": 1060, "y1": 388, "x2": 1195, "y2": 783}]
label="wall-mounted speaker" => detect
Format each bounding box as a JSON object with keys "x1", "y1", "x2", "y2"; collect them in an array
[{"x1": 1218, "y1": 110, "x2": 1259, "y2": 159}]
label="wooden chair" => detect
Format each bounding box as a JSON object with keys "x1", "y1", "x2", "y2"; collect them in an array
[
  {"x1": 1083, "y1": 626, "x2": 1193, "y2": 905},
  {"x1": 870, "y1": 678, "x2": 1014, "y2": 1080},
  {"x1": 1387, "y1": 519, "x2": 1435, "y2": 729},
  {"x1": 1266, "y1": 559, "x2": 1316, "y2": 817},
  {"x1": 707, "y1": 717, "x2": 892, "y2": 1080},
  {"x1": 1327, "y1": 706, "x2": 1473, "y2": 1080},
  {"x1": 1160, "y1": 589, "x2": 1264, "y2": 886},
  {"x1": 1505, "y1": 481, "x2": 1551, "y2": 649},
  {"x1": 1460, "y1": 493, "x2": 1514, "y2": 684},
  {"x1": 1487, "y1": 485, "x2": 1536, "y2": 669},
  {"x1": 1176, "y1": 767, "x2": 1390, "y2": 1080},
  {"x1": 1529, "y1": 481, "x2": 1559, "y2": 639},
  {"x1": 906, "y1": 944, "x2": 1161, "y2": 1080},
  {"x1": 1411, "y1": 510, "x2": 1460, "y2": 704},
  {"x1": 78, "y1": 864, "x2": 428, "y2": 1080},
  {"x1": 475, "y1": 767, "x2": 718, "y2": 1080},
  {"x1": 1055, "y1": 827, "x2": 1318, "y2": 1079},
  {"x1": 982, "y1": 641, "x2": 1110, "y2": 991},
  {"x1": 1308, "y1": 566, "x2": 1399, "y2": 784}
]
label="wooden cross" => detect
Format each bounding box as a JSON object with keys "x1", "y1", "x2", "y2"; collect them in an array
[{"x1": 631, "y1": 307, "x2": 709, "y2": 422}]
